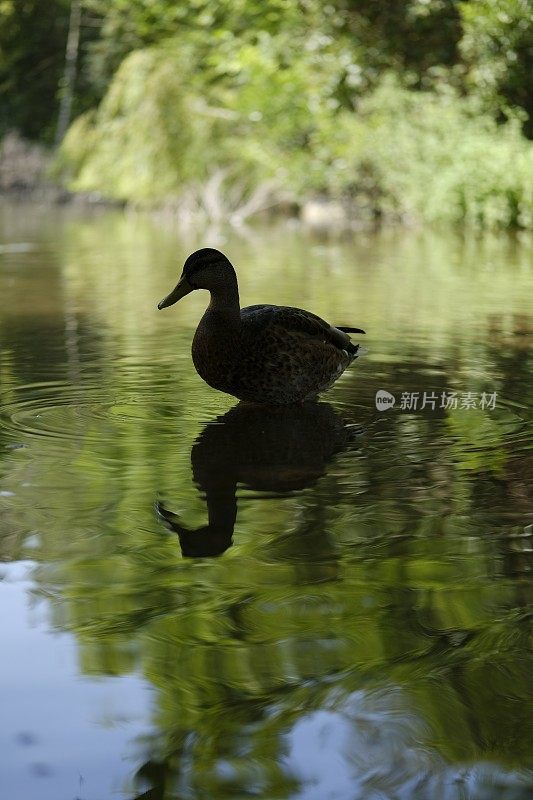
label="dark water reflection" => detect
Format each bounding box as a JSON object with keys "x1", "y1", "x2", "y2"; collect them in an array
[
  {"x1": 0, "y1": 200, "x2": 532, "y2": 799},
  {"x1": 157, "y1": 402, "x2": 358, "y2": 558}
]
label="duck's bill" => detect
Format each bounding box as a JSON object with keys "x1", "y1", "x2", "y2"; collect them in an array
[{"x1": 157, "y1": 276, "x2": 194, "y2": 309}]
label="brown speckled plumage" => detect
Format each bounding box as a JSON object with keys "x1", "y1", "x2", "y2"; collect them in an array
[{"x1": 158, "y1": 248, "x2": 365, "y2": 404}]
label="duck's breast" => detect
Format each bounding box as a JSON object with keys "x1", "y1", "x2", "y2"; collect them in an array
[{"x1": 191, "y1": 312, "x2": 240, "y2": 392}]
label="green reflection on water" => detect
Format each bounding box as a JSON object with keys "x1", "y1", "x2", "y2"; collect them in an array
[{"x1": 0, "y1": 201, "x2": 532, "y2": 798}]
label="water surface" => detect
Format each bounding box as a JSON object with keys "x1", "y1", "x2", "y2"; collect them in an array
[{"x1": 1, "y1": 200, "x2": 532, "y2": 799}]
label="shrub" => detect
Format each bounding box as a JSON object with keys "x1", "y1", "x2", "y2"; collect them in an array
[{"x1": 321, "y1": 78, "x2": 533, "y2": 228}]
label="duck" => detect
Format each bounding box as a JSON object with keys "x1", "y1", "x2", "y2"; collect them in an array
[{"x1": 157, "y1": 248, "x2": 365, "y2": 404}]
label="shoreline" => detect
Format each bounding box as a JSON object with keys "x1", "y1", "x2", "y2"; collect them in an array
[
  {"x1": 0, "y1": 131, "x2": 404, "y2": 233},
  {"x1": 1, "y1": 131, "x2": 528, "y2": 235}
]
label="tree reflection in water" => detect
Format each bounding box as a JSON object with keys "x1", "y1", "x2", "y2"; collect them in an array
[
  {"x1": 1, "y1": 210, "x2": 532, "y2": 800},
  {"x1": 136, "y1": 401, "x2": 533, "y2": 800}
]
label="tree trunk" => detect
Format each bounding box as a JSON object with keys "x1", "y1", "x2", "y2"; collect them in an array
[{"x1": 55, "y1": 0, "x2": 82, "y2": 146}]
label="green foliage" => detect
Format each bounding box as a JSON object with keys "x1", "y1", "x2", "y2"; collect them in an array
[
  {"x1": 460, "y1": 0, "x2": 533, "y2": 135},
  {"x1": 0, "y1": 0, "x2": 70, "y2": 141},
  {"x1": 0, "y1": 0, "x2": 99, "y2": 142},
  {"x1": 82, "y1": 0, "x2": 329, "y2": 97},
  {"x1": 321, "y1": 78, "x2": 533, "y2": 228},
  {"x1": 58, "y1": 46, "x2": 214, "y2": 200},
  {"x1": 57, "y1": 46, "x2": 533, "y2": 228},
  {"x1": 82, "y1": 0, "x2": 464, "y2": 99},
  {"x1": 342, "y1": 0, "x2": 463, "y2": 79},
  {"x1": 56, "y1": 30, "x2": 356, "y2": 201},
  {"x1": 3, "y1": 0, "x2": 532, "y2": 226}
]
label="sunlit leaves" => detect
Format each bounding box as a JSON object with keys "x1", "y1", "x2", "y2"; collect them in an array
[{"x1": 460, "y1": 0, "x2": 533, "y2": 134}]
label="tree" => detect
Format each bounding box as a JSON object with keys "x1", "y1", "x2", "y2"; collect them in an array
[{"x1": 460, "y1": 0, "x2": 533, "y2": 135}]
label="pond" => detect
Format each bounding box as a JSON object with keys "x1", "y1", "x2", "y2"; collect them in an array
[{"x1": 0, "y1": 200, "x2": 532, "y2": 800}]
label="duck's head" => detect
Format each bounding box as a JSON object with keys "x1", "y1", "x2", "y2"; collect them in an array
[{"x1": 157, "y1": 248, "x2": 235, "y2": 309}]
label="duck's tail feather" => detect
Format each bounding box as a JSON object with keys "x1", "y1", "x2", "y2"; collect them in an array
[
  {"x1": 337, "y1": 326, "x2": 366, "y2": 334},
  {"x1": 347, "y1": 343, "x2": 368, "y2": 358}
]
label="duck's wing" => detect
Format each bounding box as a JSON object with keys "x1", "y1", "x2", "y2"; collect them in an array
[{"x1": 241, "y1": 304, "x2": 364, "y2": 355}]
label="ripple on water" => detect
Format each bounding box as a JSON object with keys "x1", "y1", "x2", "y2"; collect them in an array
[
  {"x1": 1, "y1": 381, "x2": 116, "y2": 445},
  {"x1": 0, "y1": 372, "x2": 186, "y2": 449}
]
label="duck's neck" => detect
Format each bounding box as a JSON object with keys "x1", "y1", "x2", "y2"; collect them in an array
[
  {"x1": 206, "y1": 276, "x2": 241, "y2": 328},
  {"x1": 192, "y1": 275, "x2": 241, "y2": 389}
]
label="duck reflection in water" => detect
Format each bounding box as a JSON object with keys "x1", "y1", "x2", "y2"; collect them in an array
[{"x1": 156, "y1": 402, "x2": 359, "y2": 558}]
